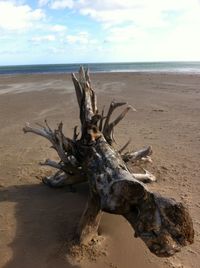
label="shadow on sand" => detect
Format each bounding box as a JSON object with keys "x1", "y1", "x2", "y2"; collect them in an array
[{"x1": 0, "y1": 182, "x2": 89, "y2": 268}]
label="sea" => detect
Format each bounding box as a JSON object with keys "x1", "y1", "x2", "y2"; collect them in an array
[{"x1": 1, "y1": 61, "x2": 200, "y2": 75}]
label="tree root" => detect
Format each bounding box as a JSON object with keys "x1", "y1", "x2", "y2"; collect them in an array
[{"x1": 23, "y1": 67, "x2": 194, "y2": 258}]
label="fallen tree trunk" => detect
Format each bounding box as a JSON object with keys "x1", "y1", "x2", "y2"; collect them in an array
[{"x1": 23, "y1": 67, "x2": 194, "y2": 258}]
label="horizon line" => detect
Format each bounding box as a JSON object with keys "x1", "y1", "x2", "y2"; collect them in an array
[{"x1": 1, "y1": 60, "x2": 200, "y2": 67}]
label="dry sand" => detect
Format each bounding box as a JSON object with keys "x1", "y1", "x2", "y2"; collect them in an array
[{"x1": 0, "y1": 72, "x2": 200, "y2": 268}]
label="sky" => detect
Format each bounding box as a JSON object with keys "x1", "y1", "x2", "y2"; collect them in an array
[{"x1": 0, "y1": 0, "x2": 200, "y2": 65}]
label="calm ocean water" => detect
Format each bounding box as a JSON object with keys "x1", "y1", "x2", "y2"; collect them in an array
[{"x1": 1, "y1": 62, "x2": 200, "y2": 75}]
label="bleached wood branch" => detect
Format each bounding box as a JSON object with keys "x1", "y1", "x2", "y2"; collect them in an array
[
  {"x1": 132, "y1": 169, "x2": 156, "y2": 183},
  {"x1": 122, "y1": 146, "x2": 152, "y2": 163}
]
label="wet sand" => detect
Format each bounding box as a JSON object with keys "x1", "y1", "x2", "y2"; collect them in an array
[{"x1": 0, "y1": 72, "x2": 200, "y2": 268}]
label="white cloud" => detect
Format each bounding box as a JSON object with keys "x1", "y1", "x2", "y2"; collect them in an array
[
  {"x1": 105, "y1": 25, "x2": 147, "y2": 43},
  {"x1": 77, "y1": 0, "x2": 200, "y2": 27},
  {"x1": 74, "y1": 0, "x2": 195, "y2": 11},
  {"x1": 73, "y1": 0, "x2": 200, "y2": 61},
  {"x1": 46, "y1": 0, "x2": 200, "y2": 29},
  {"x1": 51, "y1": 24, "x2": 67, "y2": 32},
  {"x1": 101, "y1": 14, "x2": 200, "y2": 62},
  {"x1": 38, "y1": 0, "x2": 50, "y2": 6},
  {"x1": 31, "y1": 35, "x2": 56, "y2": 42},
  {"x1": 66, "y1": 31, "x2": 97, "y2": 45},
  {"x1": 66, "y1": 32, "x2": 89, "y2": 44},
  {"x1": 83, "y1": 1, "x2": 197, "y2": 62},
  {"x1": 0, "y1": 1, "x2": 45, "y2": 31},
  {"x1": 38, "y1": 0, "x2": 74, "y2": 9},
  {"x1": 50, "y1": 0, "x2": 74, "y2": 9},
  {"x1": 80, "y1": 8, "x2": 167, "y2": 28}
]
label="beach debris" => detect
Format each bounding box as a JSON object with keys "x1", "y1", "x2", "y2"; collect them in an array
[{"x1": 23, "y1": 67, "x2": 194, "y2": 258}]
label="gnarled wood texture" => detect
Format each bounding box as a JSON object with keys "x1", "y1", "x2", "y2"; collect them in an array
[{"x1": 23, "y1": 67, "x2": 194, "y2": 258}]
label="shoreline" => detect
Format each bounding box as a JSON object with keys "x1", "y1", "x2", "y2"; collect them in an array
[{"x1": 1, "y1": 70, "x2": 200, "y2": 77}]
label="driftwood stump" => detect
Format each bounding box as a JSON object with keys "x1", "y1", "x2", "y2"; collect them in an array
[{"x1": 23, "y1": 67, "x2": 194, "y2": 258}]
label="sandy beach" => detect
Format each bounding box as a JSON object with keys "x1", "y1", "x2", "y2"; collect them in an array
[{"x1": 0, "y1": 72, "x2": 200, "y2": 268}]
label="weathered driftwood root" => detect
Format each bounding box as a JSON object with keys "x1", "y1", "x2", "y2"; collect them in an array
[
  {"x1": 76, "y1": 192, "x2": 102, "y2": 244},
  {"x1": 23, "y1": 67, "x2": 194, "y2": 258}
]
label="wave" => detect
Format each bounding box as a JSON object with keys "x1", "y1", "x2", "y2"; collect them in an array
[{"x1": 1, "y1": 62, "x2": 200, "y2": 75}]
